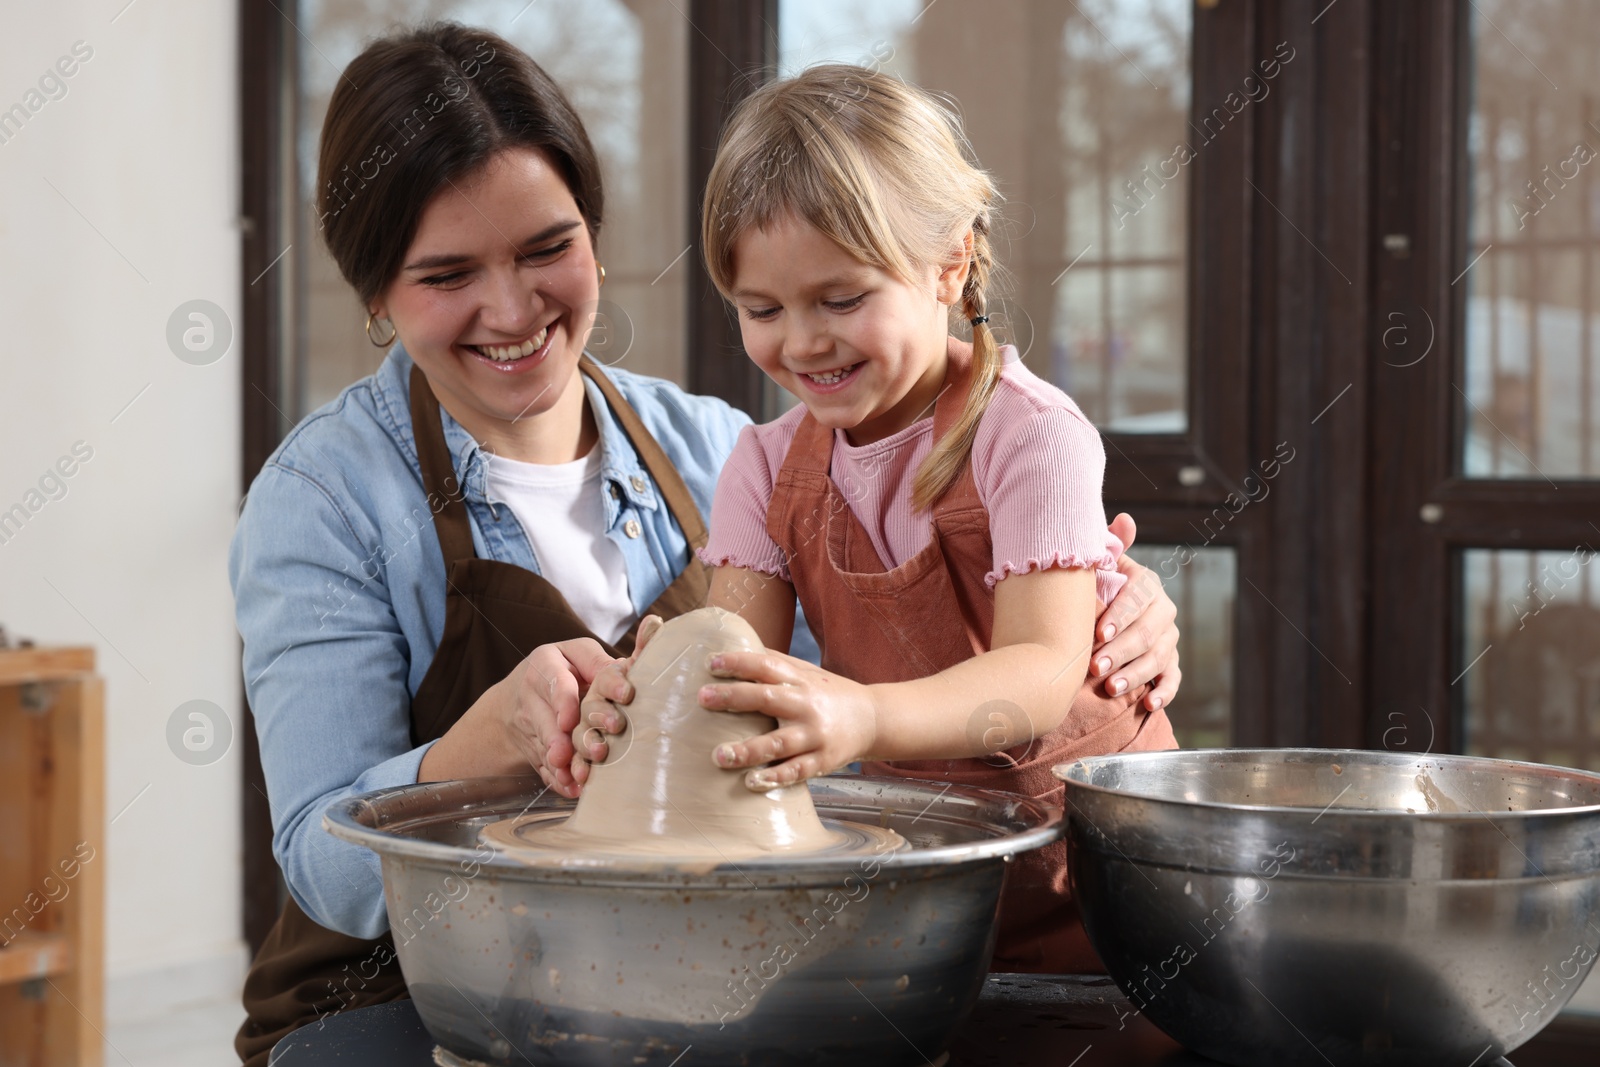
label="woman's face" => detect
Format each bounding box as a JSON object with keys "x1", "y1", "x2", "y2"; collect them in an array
[{"x1": 376, "y1": 146, "x2": 599, "y2": 449}]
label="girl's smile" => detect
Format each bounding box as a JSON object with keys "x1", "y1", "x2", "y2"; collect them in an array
[
  {"x1": 730, "y1": 214, "x2": 966, "y2": 446},
  {"x1": 795, "y1": 361, "x2": 864, "y2": 393}
]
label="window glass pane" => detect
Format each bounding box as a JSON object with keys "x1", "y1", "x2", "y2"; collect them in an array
[
  {"x1": 1461, "y1": 1, "x2": 1600, "y2": 478},
  {"x1": 777, "y1": 0, "x2": 1191, "y2": 432},
  {"x1": 1125, "y1": 544, "x2": 1235, "y2": 748},
  {"x1": 1461, "y1": 548, "x2": 1600, "y2": 771},
  {"x1": 291, "y1": 0, "x2": 688, "y2": 418}
]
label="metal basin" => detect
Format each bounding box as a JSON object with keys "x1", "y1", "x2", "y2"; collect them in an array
[
  {"x1": 324, "y1": 774, "x2": 1060, "y2": 1066},
  {"x1": 1054, "y1": 748, "x2": 1600, "y2": 1067}
]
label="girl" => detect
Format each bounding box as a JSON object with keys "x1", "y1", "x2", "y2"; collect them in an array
[{"x1": 688, "y1": 64, "x2": 1177, "y2": 973}]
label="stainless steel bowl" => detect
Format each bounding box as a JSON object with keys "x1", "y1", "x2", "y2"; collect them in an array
[
  {"x1": 1054, "y1": 748, "x2": 1600, "y2": 1067},
  {"x1": 324, "y1": 774, "x2": 1060, "y2": 1066}
]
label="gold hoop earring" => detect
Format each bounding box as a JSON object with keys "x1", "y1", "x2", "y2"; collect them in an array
[
  {"x1": 366, "y1": 313, "x2": 397, "y2": 348},
  {"x1": 597, "y1": 263, "x2": 606, "y2": 287}
]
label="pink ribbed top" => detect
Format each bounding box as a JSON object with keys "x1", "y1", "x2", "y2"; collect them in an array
[{"x1": 699, "y1": 350, "x2": 1127, "y2": 604}]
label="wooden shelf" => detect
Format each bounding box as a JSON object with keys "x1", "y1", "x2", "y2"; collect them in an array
[
  {"x1": 0, "y1": 648, "x2": 95, "y2": 687},
  {"x1": 0, "y1": 645, "x2": 103, "y2": 1067},
  {"x1": 0, "y1": 932, "x2": 71, "y2": 985}
]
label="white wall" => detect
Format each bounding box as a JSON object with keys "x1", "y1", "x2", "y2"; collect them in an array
[{"x1": 0, "y1": 0, "x2": 245, "y2": 1048}]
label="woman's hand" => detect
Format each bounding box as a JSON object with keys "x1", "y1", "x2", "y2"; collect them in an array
[
  {"x1": 417, "y1": 636, "x2": 626, "y2": 798},
  {"x1": 1089, "y1": 514, "x2": 1182, "y2": 712},
  {"x1": 697, "y1": 650, "x2": 878, "y2": 792},
  {"x1": 569, "y1": 615, "x2": 664, "y2": 786},
  {"x1": 505, "y1": 637, "x2": 637, "y2": 797}
]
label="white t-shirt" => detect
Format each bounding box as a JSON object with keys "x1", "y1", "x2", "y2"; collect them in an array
[{"x1": 483, "y1": 446, "x2": 634, "y2": 645}]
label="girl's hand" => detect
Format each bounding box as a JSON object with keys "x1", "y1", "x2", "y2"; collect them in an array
[
  {"x1": 1090, "y1": 514, "x2": 1182, "y2": 712},
  {"x1": 569, "y1": 615, "x2": 665, "y2": 786},
  {"x1": 698, "y1": 650, "x2": 878, "y2": 792}
]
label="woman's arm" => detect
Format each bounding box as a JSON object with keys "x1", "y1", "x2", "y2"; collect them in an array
[
  {"x1": 234, "y1": 462, "x2": 630, "y2": 936},
  {"x1": 701, "y1": 566, "x2": 1097, "y2": 787},
  {"x1": 231, "y1": 465, "x2": 437, "y2": 939}
]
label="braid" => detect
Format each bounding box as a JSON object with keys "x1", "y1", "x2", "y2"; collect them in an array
[{"x1": 911, "y1": 215, "x2": 1002, "y2": 510}]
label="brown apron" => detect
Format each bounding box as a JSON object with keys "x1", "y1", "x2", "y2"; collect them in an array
[
  {"x1": 764, "y1": 348, "x2": 1177, "y2": 975},
  {"x1": 236, "y1": 361, "x2": 710, "y2": 1065}
]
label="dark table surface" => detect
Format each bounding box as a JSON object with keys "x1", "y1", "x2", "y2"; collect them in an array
[{"x1": 267, "y1": 973, "x2": 1514, "y2": 1066}]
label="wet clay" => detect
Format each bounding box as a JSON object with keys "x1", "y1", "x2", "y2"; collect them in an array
[{"x1": 483, "y1": 607, "x2": 890, "y2": 862}]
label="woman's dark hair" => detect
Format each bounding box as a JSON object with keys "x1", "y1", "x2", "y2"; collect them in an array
[{"x1": 317, "y1": 22, "x2": 603, "y2": 305}]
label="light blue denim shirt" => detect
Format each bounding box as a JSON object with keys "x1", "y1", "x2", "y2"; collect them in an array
[{"x1": 229, "y1": 347, "x2": 810, "y2": 939}]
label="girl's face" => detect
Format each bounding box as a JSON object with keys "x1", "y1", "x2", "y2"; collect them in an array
[
  {"x1": 730, "y1": 215, "x2": 968, "y2": 445},
  {"x1": 375, "y1": 147, "x2": 599, "y2": 453}
]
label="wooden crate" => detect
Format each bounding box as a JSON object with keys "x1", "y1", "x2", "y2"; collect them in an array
[{"x1": 0, "y1": 647, "x2": 105, "y2": 1067}]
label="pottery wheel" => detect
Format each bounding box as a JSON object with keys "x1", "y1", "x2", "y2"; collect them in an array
[{"x1": 483, "y1": 607, "x2": 904, "y2": 865}]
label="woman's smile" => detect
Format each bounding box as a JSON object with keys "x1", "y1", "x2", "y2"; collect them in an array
[
  {"x1": 461, "y1": 321, "x2": 554, "y2": 369},
  {"x1": 378, "y1": 146, "x2": 600, "y2": 461}
]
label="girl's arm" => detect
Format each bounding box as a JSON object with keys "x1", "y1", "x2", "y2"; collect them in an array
[
  {"x1": 701, "y1": 566, "x2": 1097, "y2": 788},
  {"x1": 707, "y1": 565, "x2": 797, "y2": 651}
]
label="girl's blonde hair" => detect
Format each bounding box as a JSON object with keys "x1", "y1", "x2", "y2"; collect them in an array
[{"x1": 702, "y1": 64, "x2": 1001, "y2": 510}]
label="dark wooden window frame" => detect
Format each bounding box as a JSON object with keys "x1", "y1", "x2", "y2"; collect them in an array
[
  {"x1": 1102, "y1": 0, "x2": 1377, "y2": 752},
  {"x1": 239, "y1": 0, "x2": 293, "y2": 953},
  {"x1": 686, "y1": 0, "x2": 779, "y2": 414},
  {"x1": 1370, "y1": 0, "x2": 1600, "y2": 755}
]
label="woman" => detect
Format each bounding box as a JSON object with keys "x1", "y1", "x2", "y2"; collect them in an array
[{"x1": 230, "y1": 23, "x2": 1182, "y2": 1064}]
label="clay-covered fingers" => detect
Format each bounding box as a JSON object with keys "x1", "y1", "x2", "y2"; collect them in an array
[
  {"x1": 569, "y1": 725, "x2": 606, "y2": 786},
  {"x1": 702, "y1": 649, "x2": 805, "y2": 687},
  {"x1": 699, "y1": 649, "x2": 811, "y2": 722},
  {"x1": 586, "y1": 656, "x2": 635, "y2": 709},
  {"x1": 705, "y1": 718, "x2": 835, "y2": 791},
  {"x1": 508, "y1": 645, "x2": 588, "y2": 797},
  {"x1": 631, "y1": 614, "x2": 665, "y2": 656},
  {"x1": 508, "y1": 637, "x2": 623, "y2": 792},
  {"x1": 697, "y1": 653, "x2": 877, "y2": 789},
  {"x1": 711, "y1": 726, "x2": 812, "y2": 771},
  {"x1": 697, "y1": 678, "x2": 810, "y2": 718},
  {"x1": 540, "y1": 729, "x2": 578, "y2": 790},
  {"x1": 569, "y1": 686, "x2": 629, "y2": 785},
  {"x1": 742, "y1": 753, "x2": 830, "y2": 793},
  {"x1": 566, "y1": 641, "x2": 643, "y2": 788}
]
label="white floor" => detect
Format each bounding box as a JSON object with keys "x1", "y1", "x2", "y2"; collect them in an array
[
  {"x1": 104, "y1": 945, "x2": 247, "y2": 1067},
  {"x1": 105, "y1": 998, "x2": 244, "y2": 1067}
]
